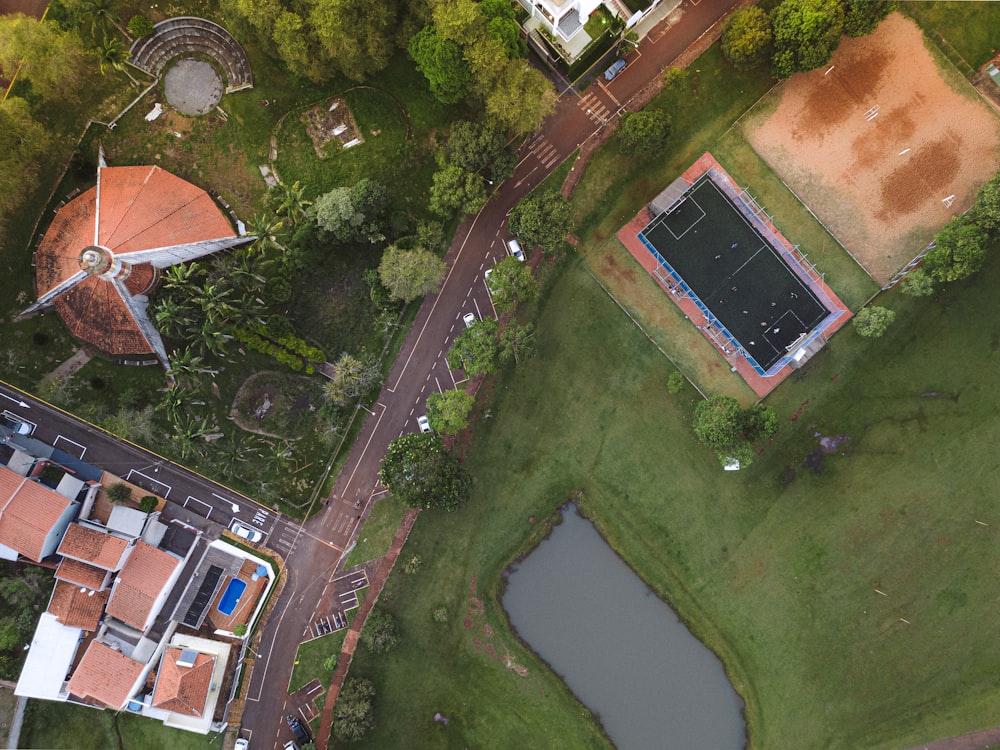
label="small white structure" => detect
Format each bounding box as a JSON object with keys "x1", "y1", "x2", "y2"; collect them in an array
[{"x1": 145, "y1": 102, "x2": 164, "y2": 122}]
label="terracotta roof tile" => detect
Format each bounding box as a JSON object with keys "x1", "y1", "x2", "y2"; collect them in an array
[
  {"x1": 122, "y1": 262, "x2": 156, "y2": 296},
  {"x1": 56, "y1": 557, "x2": 110, "y2": 590},
  {"x1": 0, "y1": 478, "x2": 73, "y2": 562},
  {"x1": 52, "y1": 277, "x2": 154, "y2": 355},
  {"x1": 0, "y1": 466, "x2": 24, "y2": 511},
  {"x1": 67, "y1": 640, "x2": 144, "y2": 709},
  {"x1": 105, "y1": 541, "x2": 180, "y2": 631},
  {"x1": 57, "y1": 525, "x2": 128, "y2": 570},
  {"x1": 34, "y1": 187, "x2": 97, "y2": 297},
  {"x1": 151, "y1": 647, "x2": 214, "y2": 717},
  {"x1": 47, "y1": 579, "x2": 109, "y2": 631}
]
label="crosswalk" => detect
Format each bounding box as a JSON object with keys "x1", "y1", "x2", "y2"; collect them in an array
[
  {"x1": 579, "y1": 91, "x2": 611, "y2": 125},
  {"x1": 525, "y1": 134, "x2": 562, "y2": 169}
]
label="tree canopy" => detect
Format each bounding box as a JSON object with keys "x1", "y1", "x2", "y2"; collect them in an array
[
  {"x1": 408, "y1": 26, "x2": 471, "y2": 104},
  {"x1": 359, "y1": 607, "x2": 399, "y2": 652},
  {"x1": 852, "y1": 306, "x2": 895, "y2": 338},
  {"x1": 426, "y1": 388, "x2": 475, "y2": 434},
  {"x1": 447, "y1": 317, "x2": 500, "y2": 375},
  {"x1": 840, "y1": 0, "x2": 895, "y2": 37},
  {"x1": 770, "y1": 0, "x2": 845, "y2": 78},
  {"x1": 0, "y1": 97, "x2": 49, "y2": 222},
  {"x1": 429, "y1": 163, "x2": 487, "y2": 217},
  {"x1": 617, "y1": 108, "x2": 672, "y2": 156},
  {"x1": 0, "y1": 14, "x2": 89, "y2": 100},
  {"x1": 312, "y1": 178, "x2": 388, "y2": 244},
  {"x1": 721, "y1": 6, "x2": 774, "y2": 70},
  {"x1": 378, "y1": 245, "x2": 447, "y2": 302},
  {"x1": 508, "y1": 191, "x2": 572, "y2": 254},
  {"x1": 692, "y1": 396, "x2": 778, "y2": 466},
  {"x1": 331, "y1": 677, "x2": 376, "y2": 742},
  {"x1": 487, "y1": 255, "x2": 537, "y2": 313},
  {"x1": 923, "y1": 216, "x2": 989, "y2": 283},
  {"x1": 379, "y1": 433, "x2": 472, "y2": 511},
  {"x1": 499, "y1": 321, "x2": 535, "y2": 365},
  {"x1": 446, "y1": 119, "x2": 516, "y2": 183}
]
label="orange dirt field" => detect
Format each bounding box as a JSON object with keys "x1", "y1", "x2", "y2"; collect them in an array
[{"x1": 744, "y1": 13, "x2": 1000, "y2": 285}]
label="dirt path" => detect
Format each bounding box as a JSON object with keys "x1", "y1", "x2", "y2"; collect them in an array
[
  {"x1": 313, "y1": 508, "x2": 420, "y2": 749},
  {"x1": 907, "y1": 727, "x2": 1000, "y2": 750}
]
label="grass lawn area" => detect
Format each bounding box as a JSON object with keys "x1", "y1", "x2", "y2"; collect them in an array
[
  {"x1": 21, "y1": 699, "x2": 224, "y2": 750},
  {"x1": 288, "y1": 629, "x2": 349, "y2": 695},
  {"x1": 343, "y1": 493, "x2": 410, "y2": 568},
  {"x1": 351, "y1": 237, "x2": 1000, "y2": 748},
  {"x1": 904, "y1": 2, "x2": 1000, "y2": 68}
]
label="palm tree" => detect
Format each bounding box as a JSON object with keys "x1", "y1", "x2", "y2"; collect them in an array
[
  {"x1": 82, "y1": 0, "x2": 129, "y2": 38},
  {"x1": 155, "y1": 385, "x2": 191, "y2": 423},
  {"x1": 152, "y1": 296, "x2": 195, "y2": 339},
  {"x1": 215, "y1": 433, "x2": 253, "y2": 475},
  {"x1": 247, "y1": 214, "x2": 284, "y2": 253},
  {"x1": 259, "y1": 439, "x2": 296, "y2": 472},
  {"x1": 162, "y1": 262, "x2": 205, "y2": 292},
  {"x1": 174, "y1": 416, "x2": 212, "y2": 460},
  {"x1": 272, "y1": 181, "x2": 311, "y2": 227},
  {"x1": 97, "y1": 35, "x2": 141, "y2": 86}
]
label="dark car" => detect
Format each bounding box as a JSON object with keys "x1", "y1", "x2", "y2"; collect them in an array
[
  {"x1": 285, "y1": 715, "x2": 311, "y2": 744},
  {"x1": 603, "y1": 58, "x2": 627, "y2": 81}
]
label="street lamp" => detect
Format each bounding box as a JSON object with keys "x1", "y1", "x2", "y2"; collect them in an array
[{"x1": 586, "y1": 108, "x2": 609, "y2": 127}]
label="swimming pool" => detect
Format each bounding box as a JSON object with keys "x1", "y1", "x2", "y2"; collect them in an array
[{"x1": 217, "y1": 578, "x2": 247, "y2": 616}]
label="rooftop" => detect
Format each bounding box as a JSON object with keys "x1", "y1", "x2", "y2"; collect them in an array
[
  {"x1": 56, "y1": 557, "x2": 110, "y2": 590},
  {"x1": 57, "y1": 523, "x2": 129, "y2": 571},
  {"x1": 47, "y1": 580, "x2": 109, "y2": 631},
  {"x1": 106, "y1": 540, "x2": 181, "y2": 631},
  {"x1": 67, "y1": 640, "x2": 144, "y2": 710},
  {"x1": 0, "y1": 471, "x2": 74, "y2": 562},
  {"x1": 151, "y1": 647, "x2": 215, "y2": 717}
]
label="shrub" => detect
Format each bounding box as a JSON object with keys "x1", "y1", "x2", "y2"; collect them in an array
[
  {"x1": 139, "y1": 495, "x2": 158, "y2": 513},
  {"x1": 666, "y1": 370, "x2": 685, "y2": 394},
  {"x1": 853, "y1": 306, "x2": 896, "y2": 338},
  {"x1": 106, "y1": 482, "x2": 133, "y2": 504},
  {"x1": 128, "y1": 14, "x2": 154, "y2": 38}
]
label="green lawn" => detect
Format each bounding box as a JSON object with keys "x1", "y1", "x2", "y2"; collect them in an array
[
  {"x1": 904, "y1": 2, "x2": 1000, "y2": 69},
  {"x1": 288, "y1": 630, "x2": 349, "y2": 695},
  {"x1": 350, "y1": 233, "x2": 1000, "y2": 748},
  {"x1": 21, "y1": 699, "x2": 224, "y2": 750},
  {"x1": 343, "y1": 493, "x2": 409, "y2": 569}
]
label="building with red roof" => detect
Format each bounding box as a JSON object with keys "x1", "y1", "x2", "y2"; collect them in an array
[
  {"x1": 0, "y1": 465, "x2": 80, "y2": 563},
  {"x1": 23, "y1": 156, "x2": 252, "y2": 368},
  {"x1": 66, "y1": 640, "x2": 145, "y2": 710},
  {"x1": 106, "y1": 540, "x2": 182, "y2": 632}
]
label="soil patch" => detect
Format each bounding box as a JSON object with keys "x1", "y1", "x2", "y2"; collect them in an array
[
  {"x1": 302, "y1": 98, "x2": 364, "y2": 158},
  {"x1": 743, "y1": 13, "x2": 1000, "y2": 284},
  {"x1": 230, "y1": 371, "x2": 322, "y2": 438}
]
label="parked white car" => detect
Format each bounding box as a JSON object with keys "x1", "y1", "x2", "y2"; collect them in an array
[
  {"x1": 230, "y1": 521, "x2": 263, "y2": 544},
  {"x1": 417, "y1": 415, "x2": 432, "y2": 433},
  {"x1": 484, "y1": 267, "x2": 494, "y2": 293},
  {"x1": 506, "y1": 238, "x2": 525, "y2": 262},
  {"x1": 463, "y1": 312, "x2": 477, "y2": 327}
]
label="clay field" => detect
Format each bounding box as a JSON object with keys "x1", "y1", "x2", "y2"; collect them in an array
[{"x1": 743, "y1": 13, "x2": 1000, "y2": 285}]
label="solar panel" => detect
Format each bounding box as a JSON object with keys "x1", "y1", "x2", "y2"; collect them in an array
[{"x1": 182, "y1": 565, "x2": 223, "y2": 628}]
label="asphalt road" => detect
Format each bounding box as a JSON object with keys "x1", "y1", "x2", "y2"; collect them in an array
[{"x1": 236, "y1": 1, "x2": 741, "y2": 747}]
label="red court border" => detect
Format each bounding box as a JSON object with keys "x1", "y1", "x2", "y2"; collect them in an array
[{"x1": 616, "y1": 152, "x2": 852, "y2": 399}]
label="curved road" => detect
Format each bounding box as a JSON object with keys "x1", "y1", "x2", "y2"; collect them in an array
[{"x1": 241, "y1": 0, "x2": 741, "y2": 746}]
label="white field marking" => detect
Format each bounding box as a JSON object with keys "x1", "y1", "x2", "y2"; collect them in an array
[
  {"x1": 53, "y1": 435, "x2": 86, "y2": 457},
  {"x1": 474, "y1": 297, "x2": 483, "y2": 319},
  {"x1": 825, "y1": 65, "x2": 836, "y2": 75},
  {"x1": 127, "y1": 469, "x2": 170, "y2": 497},
  {"x1": 435, "y1": 377, "x2": 443, "y2": 393},
  {"x1": 874, "y1": 588, "x2": 888, "y2": 597},
  {"x1": 184, "y1": 495, "x2": 212, "y2": 516},
  {"x1": 898, "y1": 148, "x2": 910, "y2": 155},
  {"x1": 975, "y1": 519, "x2": 989, "y2": 526}
]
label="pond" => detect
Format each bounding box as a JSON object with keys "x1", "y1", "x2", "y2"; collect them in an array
[{"x1": 503, "y1": 505, "x2": 746, "y2": 750}]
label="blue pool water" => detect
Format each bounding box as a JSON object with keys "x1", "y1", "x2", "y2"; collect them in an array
[{"x1": 217, "y1": 578, "x2": 247, "y2": 616}]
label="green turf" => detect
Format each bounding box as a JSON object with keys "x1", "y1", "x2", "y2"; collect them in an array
[
  {"x1": 903, "y1": 2, "x2": 1000, "y2": 69},
  {"x1": 288, "y1": 629, "x2": 349, "y2": 696},
  {"x1": 348, "y1": 228, "x2": 1000, "y2": 749},
  {"x1": 343, "y1": 493, "x2": 409, "y2": 569},
  {"x1": 21, "y1": 699, "x2": 224, "y2": 750}
]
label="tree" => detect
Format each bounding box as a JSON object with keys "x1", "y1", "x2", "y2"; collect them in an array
[
  {"x1": 852, "y1": 306, "x2": 895, "y2": 338},
  {"x1": 97, "y1": 35, "x2": 140, "y2": 85},
  {"x1": 0, "y1": 97, "x2": 49, "y2": 220},
  {"x1": 743, "y1": 403, "x2": 779, "y2": 441},
  {"x1": 447, "y1": 317, "x2": 500, "y2": 375},
  {"x1": 721, "y1": 6, "x2": 773, "y2": 70},
  {"x1": 313, "y1": 179, "x2": 389, "y2": 244},
  {"x1": 508, "y1": 191, "x2": 572, "y2": 255},
  {"x1": 900, "y1": 268, "x2": 934, "y2": 297},
  {"x1": 923, "y1": 216, "x2": 989, "y2": 282},
  {"x1": 484, "y1": 57, "x2": 556, "y2": 135},
  {"x1": 379, "y1": 433, "x2": 472, "y2": 511},
  {"x1": 429, "y1": 163, "x2": 487, "y2": 217},
  {"x1": 617, "y1": 108, "x2": 672, "y2": 156},
  {"x1": 499, "y1": 322, "x2": 535, "y2": 365},
  {"x1": 0, "y1": 15, "x2": 89, "y2": 100},
  {"x1": 770, "y1": 0, "x2": 845, "y2": 78},
  {"x1": 408, "y1": 26, "x2": 471, "y2": 104},
  {"x1": 693, "y1": 396, "x2": 744, "y2": 452},
  {"x1": 106, "y1": 482, "x2": 133, "y2": 504},
  {"x1": 309, "y1": 0, "x2": 397, "y2": 81},
  {"x1": 80, "y1": 0, "x2": 126, "y2": 37},
  {"x1": 331, "y1": 677, "x2": 376, "y2": 742},
  {"x1": 969, "y1": 172, "x2": 1000, "y2": 233},
  {"x1": 378, "y1": 245, "x2": 446, "y2": 303},
  {"x1": 840, "y1": 0, "x2": 895, "y2": 37},
  {"x1": 446, "y1": 119, "x2": 516, "y2": 183},
  {"x1": 272, "y1": 11, "x2": 325, "y2": 82},
  {"x1": 359, "y1": 607, "x2": 399, "y2": 652},
  {"x1": 487, "y1": 255, "x2": 536, "y2": 314},
  {"x1": 272, "y1": 180, "x2": 312, "y2": 227},
  {"x1": 128, "y1": 14, "x2": 154, "y2": 37},
  {"x1": 426, "y1": 389, "x2": 475, "y2": 434},
  {"x1": 323, "y1": 352, "x2": 381, "y2": 405}
]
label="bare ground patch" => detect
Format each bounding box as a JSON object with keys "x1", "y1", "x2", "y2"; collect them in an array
[
  {"x1": 302, "y1": 98, "x2": 363, "y2": 158},
  {"x1": 743, "y1": 13, "x2": 1000, "y2": 285}
]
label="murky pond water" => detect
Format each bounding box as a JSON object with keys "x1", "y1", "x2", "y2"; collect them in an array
[{"x1": 503, "y1": 506, "x2": 746, "y2": 749}]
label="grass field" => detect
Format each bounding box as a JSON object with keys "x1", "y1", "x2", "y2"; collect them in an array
[
  {"x1": 904, "y1": 2, "x2": 1000, "y2": 69},
  {"x1": 20, "y1": 699, "x2": 225, "y2": 750},
  {"x1": 288, "y1": 629, "x2": 349, "y2": 695}
]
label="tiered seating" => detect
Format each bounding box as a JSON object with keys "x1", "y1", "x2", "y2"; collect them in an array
[{"x1": 130, "y1": 17, "x2": 253, "y2": 92}]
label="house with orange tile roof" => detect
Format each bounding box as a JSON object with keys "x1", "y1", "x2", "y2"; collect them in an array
[
  {"x1": 20, "y1": 156, "x2": 253, "y2": 370},
  {"x1": 57, "y1": 522, "x2": 129, "y2": 572},
  {"x1": 0, "y1": 464, "x2": 83, "y2": 563},
  {"x1": 106, "y1": 540, "x2": 183, "y2": 633},
  {"x1": 47, "y1": 580, "x2": 110, "y2": 631},
  {"x1": 66, "y1": 640, "x2": 146, "y2": 710}
]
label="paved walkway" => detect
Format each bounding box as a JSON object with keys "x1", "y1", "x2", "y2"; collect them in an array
[
  {"x1": 313, "y1": 508, "x2": 420, "y2": 749},
  {"x1": 42, "y1": 346, "x2": 92, "y2": 385},
  {"x1": 6, "y1": 696, "x2": 25, "y2": 750}
]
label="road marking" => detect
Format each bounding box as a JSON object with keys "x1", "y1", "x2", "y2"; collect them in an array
[
  {"x1": 598, "y1": 80, "x2": 621, "y2": 106},
  {"x1": 339, "y1": 401, "x2": 387, "y2": 500},
  {"x1": 126, "y1": 469, "x2": 171, "y2": 498},
  {"x1": 183, "y1": 495, "x2": 212, "y2": 518},
  {"x1": 473, "y1": 298, "x2": 483, "y2": 319},
  {"x1": 53, "y1": 435, "x2": 86, "y2": 457},
  {"x1": 434, "y1": 377, "x2": 442, "y2": 393}
]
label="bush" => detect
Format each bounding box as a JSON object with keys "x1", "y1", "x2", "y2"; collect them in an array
[
  {"x1": 128, "y1": 14, "x2": 154, "y2": 38},
  {"x1": 853, "y1": 306, "x2": 896, "y2": 338},
  {"x1": 139, "y1": 495, "x2": 158, "y2": 513},
  {"x1": 666, "y1": 371, "x2": 685, "y2": 394},
  {"x1": 106, "y1": 482, "x2": 133, "y2": 504},
  {"x1": 360, "y1": 608, "x2": 399, "y2": 653},
  {"x1": 233, "y1": 623, "x2": 247, "y2": 637}
]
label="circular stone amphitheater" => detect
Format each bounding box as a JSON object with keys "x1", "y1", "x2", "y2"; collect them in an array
[{"x1": 130, "y1": 17, "x2": 253, "y2": 109}]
